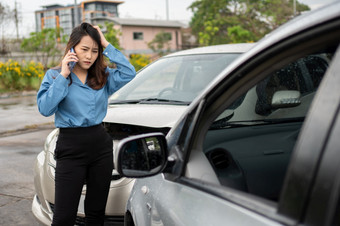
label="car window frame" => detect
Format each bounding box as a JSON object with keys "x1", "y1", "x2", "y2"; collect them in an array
[
  {"x1": 278, "y1": 44, "x2": 340, "y2": 221},
  {"x1": 297, "y1": 47, "x2": 340, "y2": 226},
  {"x1": 165, "y1": 18, "x2": 340, "y2": 225},
  {"x1": 303, "y1": 109, "x2": 340, "y2": 226}
]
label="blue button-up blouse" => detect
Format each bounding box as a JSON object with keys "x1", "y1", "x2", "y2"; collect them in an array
[{"x1": 37, "y1": 44, "x2": 136, "y2": 128}]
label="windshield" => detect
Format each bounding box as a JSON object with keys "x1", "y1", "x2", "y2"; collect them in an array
[{"x1": 109, "y1": 53, "x2": 241, "y2": 104}]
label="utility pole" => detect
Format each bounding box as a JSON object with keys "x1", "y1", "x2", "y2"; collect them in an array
[
  {"x1": 165, "y1": 0, "x2": 169, "y2": 20},
  {"x1": 293, "y1": 0, "x2": 297, "y2": 17},
  {"x1": 74, "y1": 0, "x2": 79, "y2": 27},
  {"x1": 14, "y1": 0, "x2": 19, "y2": 39}
]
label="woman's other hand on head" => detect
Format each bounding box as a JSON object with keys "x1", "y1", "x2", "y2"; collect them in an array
[{"x1": 93, "y1": 25, "x2": 109, "y2": 48}]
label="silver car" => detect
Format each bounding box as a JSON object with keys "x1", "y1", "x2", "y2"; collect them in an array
[
  {"x1": 32, "y1": 43, "x2": 254, "y2": 225},
  {"x1": 116, "y1": 2, "x2": 340, "y2": 226}
]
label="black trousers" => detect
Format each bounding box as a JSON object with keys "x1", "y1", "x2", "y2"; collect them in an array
[{"x1": 52, "y1": 124, "x2": 113, "y2": 226}]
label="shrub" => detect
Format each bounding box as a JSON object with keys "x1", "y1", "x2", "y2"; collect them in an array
[
  {"x1": 129, "y1": 54, "x2": 152, "y2": 72},
  {"x1": 0, "y1": 59, "x2": 44, "y2": 92}
]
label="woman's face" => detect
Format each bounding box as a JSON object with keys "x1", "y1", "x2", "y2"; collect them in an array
[{"x1": 74, "y1": 35, "x2": 99, "y2": 70}]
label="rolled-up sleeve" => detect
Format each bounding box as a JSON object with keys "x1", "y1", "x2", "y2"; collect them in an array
[
  {"x1": 37, "y1": 70, "x2": 69, "y2": 117},
  {"x1": 104, "y1": 44, "x2": 136, "y2": 95}
]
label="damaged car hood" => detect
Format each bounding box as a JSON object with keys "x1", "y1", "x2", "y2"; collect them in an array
[{"x1": 103, "y1": 104, "x2": 188, "y2": 128}]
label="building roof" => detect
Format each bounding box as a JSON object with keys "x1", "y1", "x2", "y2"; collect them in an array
[
  {"x1": 39, "y1": 4, "x2": 65, "y2": 10},
  {"x1": 36, "y1": 1, "x2": 123, "y2": 12},
  {"x1": 95, "y1": 17, "x2": 185, "y2": 28},
  {"x1": 82, "y1": 0, "x2": 124, "y2": 4}
]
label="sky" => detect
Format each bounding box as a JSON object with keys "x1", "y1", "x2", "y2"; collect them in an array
[{"x1": 0, "y1": 0, "x2": 338, "y2": 38}]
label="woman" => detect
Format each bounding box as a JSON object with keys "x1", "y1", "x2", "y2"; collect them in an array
[{"x1": 37, "y1": 22, "x2": 136, "y2": 226}]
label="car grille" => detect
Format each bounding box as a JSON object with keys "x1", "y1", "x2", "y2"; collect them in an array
[{"x1": 49, "y1": 203, "x2": 124, "y2": 226}]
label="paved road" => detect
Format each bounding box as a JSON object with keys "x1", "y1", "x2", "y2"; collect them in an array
[
  {"x1": 0, "y1": 93, "x2": 55, "y2": 225},
  {"x1": 0, "y1": 92, "x2": 54, "y2": 135},
  {"x1": 0, "y1": 129, "x2": 53, "y2": 226}
]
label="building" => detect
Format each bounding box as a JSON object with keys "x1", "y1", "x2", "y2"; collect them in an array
[
  {"x1": 35, "y1": 0, "x2": 123, "y2": 37},
  {"x1": 35, "y1": 0, "x2": 187, "y2": 56},
  {"x1": 92, "y1": 17, "x2": 185, "y2": 55}
]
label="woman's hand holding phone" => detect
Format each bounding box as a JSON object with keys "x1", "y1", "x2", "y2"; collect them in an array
[{"x1": 60, "y1": 48, "x2": 78, "y2": 78}]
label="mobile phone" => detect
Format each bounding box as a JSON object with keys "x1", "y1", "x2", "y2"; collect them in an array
[{"x1": 68, "y1": 47, "x2": 76, "y2": 71}]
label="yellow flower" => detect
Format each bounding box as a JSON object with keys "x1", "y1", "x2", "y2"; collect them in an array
[{"x1": 14, "y1": 67, "x2": 21, "y2": 75}]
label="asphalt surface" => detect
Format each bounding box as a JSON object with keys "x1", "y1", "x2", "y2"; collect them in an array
[
  {"x1": 0, "y1": 129, "x2": 53, "y2": 225},
  {"x1": 0, "y1": 91, "x2": 54, "y2": 136},
  {"x1": 0, "y1": 92, "x2": 55, "y2": 225}
]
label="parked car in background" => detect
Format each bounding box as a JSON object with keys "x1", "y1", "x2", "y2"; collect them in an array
[
  {"x1": 116, "y1": 2, "x2": 340, "y2": 226},
  {"x1": 32, "y1": 43, "x2": 255, "y2": 225}
]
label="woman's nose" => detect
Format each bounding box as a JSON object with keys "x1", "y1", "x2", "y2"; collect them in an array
[{"x1": 86, "y1": 52, "x2": 92, "y2": 59}]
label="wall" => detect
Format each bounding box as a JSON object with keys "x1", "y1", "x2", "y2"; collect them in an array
[{"x1": 116, "y1": 25, "x2": 182, "y2": 55}]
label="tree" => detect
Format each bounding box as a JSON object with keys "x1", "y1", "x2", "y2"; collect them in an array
[
  {"x1": 0, "y1": 2, "x2": 14, "y2": 54},
  {"x1": 20, "y1": 28, "x2": 66, "y2": 69},
  {"x1": 189, "y1": 0, "x2": 310, "y2": 46},
  {"x1": 148, "y1": 31, "x2": 172, "y2": 56},
  {"x1": 100, "y1": 21, "x2": 122, "y2": 50}
]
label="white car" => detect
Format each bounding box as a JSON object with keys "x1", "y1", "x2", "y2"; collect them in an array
[{"x1": 31, "y1": 43, "x2": 254, "y2": 225}]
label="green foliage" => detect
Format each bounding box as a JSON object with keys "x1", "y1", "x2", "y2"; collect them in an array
[
  {"x1": 100, "y1": 22, "x2": 122, "y2": 50},
  {"x1": 0, "y1": 59, "x2": 44, "y2": 91},
  {"x1": 227, "y1": 25, "x2": 253, "y2": 44},
  {"x1": 148, "y1": 31, "x2": 172, "y2": 56},
  {"x1": 20, "y1": 28, "x2": 66, "y2": 69},
  {"x1": 129, "y1": 54, "x2": 152, "y2": 72},
  {"x1": 189, "y1": 0, "x2": 310, "y2": 46}
]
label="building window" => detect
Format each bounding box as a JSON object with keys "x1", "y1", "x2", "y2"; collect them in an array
[{"x1": 133, "y1": 32, "x2": 143, "y2": 40}]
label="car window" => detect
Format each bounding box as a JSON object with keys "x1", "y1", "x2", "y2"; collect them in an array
[
  {"x1": 109, "y1": 53, "x2": 241, "y2": 103},
  {"x1": 196, "y1": 50, "x2": 334, "y2": 202}
]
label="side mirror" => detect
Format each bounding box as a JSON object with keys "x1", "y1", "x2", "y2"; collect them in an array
[
  {"x1": 271, "y1": 90, "x2": 301, "y2": 108},
  {"x1": 115, "y1": 133, "x2": 168, "y2": 178}
]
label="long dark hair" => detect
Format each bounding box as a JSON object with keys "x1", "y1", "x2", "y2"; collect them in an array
[{"x1": 61, "y1": 22, "x2": 108, "y2": 90}]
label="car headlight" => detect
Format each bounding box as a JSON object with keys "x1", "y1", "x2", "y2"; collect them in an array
[
  {"x1": 44, "y1": 129, "x2": 59, "y2": 152},
  {"x1": 47, "y1": 151, "x2": 56, "y2": 179}
]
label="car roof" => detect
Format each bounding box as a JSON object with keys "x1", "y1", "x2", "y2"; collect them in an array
[{"x1": 164, "y1": 43, "x2": 256, "y2": 57}]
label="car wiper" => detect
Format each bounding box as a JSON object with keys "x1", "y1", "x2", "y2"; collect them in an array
[
  {"x1": 210, "y1": 117, "x2": 305, "y2": 129},
  {"x1": 109, "y1": 99, "x2": 141, "y2": 104},
  {"x1": 138, "y1": 98, "x2": 190, "y2": 105},
  {"x1": 109, "y1": 98, "x2": 190, "y2": 105}
]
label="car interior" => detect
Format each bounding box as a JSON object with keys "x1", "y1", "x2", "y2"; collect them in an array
[{"x1": 186, "y1": 50, "x2": 334, "y2": 202}]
